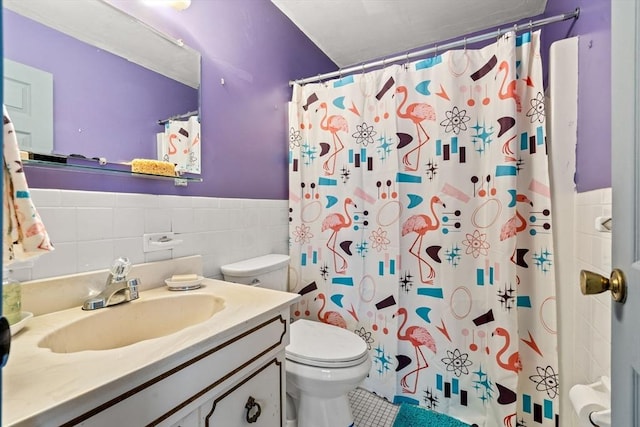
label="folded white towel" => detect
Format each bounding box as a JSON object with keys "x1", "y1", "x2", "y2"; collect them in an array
[{"x1": 3, "y1": 105, "x2": 54, "y2": 264}]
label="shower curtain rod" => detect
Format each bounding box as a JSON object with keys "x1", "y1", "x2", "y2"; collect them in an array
[
  {"x1": 157, "y1": 110, "x2": 199, "y2": 125},
  {"x1": 290, "y1": 7, "x2": 580, "y2": 86}
]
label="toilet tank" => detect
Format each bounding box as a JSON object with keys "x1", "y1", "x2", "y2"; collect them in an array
[{"x1": 220, "y1": 254, "x2": 290, "y2": 292}]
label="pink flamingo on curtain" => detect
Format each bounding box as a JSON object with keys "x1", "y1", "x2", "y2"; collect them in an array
[
  {"x1": 497, "y1": 61, "x2": 522, "y2": 112},
  {"x1": 317, "y1": 102, "x2": 348, "y2": 175},
  {"x1": 493, "y1": 327, "x2": 522, "y2": 373},
  {"x1": 499, "y1": 193, "x2": 532, "y2": 240},
  {"x1": 401, "y1": 196, "x2": 445, "y2": 283},
  {"x1": 395, "y1": 86, "x2": 436, "y2": 171},
  {"x1": 503, "y1": 413, "x2": 517, "y2": 427},
  {"x1": 322, "y1": 197, "x2": 355, "y2": 274},
  {"x1": 315, "y1": 293, "x2": 347, "y2": 328},
  {"x1": 500, "y1": 193, "x2": 533, "y2": 264},
  {"x1": 394, "y1": 307, "x2": 437, "y2": 394}
]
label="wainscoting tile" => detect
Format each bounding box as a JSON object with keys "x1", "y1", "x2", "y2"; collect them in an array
[
  {"x1": 38, "y1": 207, "x2": 77, "y2": 243},
  {"x1": 113, "y1": 238, "x2": 145, "y2": 265},
  {"x1": 31, "y1": 242, "x2": 78, "y2": 280},
  {"x1": 62, "y1": 190, "x2": 116, "y2": 207},
  {"x1": 76, "y1": 208, "x2": 114, "y2": 241},
  {"x1": 115, "y1": 192, "x2": 159, "y2": 208},
  {"x1": 113, "y1": 208, "x2": 145, "y2": 238},
  {"x1": 30, "y1": 189, "x2": 61, "y2": 207},
  {"x1": 170, "y1": 207, "x2": 197, "y2": 234},
  {"x1": 76, "y1": 240, "x2": 115, "y2": 272},
  {"x1": 144, "y1": 208, "x2": 172, "y2": 233},
  {"x1": 23, "y1": 191, "x2": 288, "y2": 282},
  {"x1": 572, "y1": 188, "x2": 612, "y2": 394}
]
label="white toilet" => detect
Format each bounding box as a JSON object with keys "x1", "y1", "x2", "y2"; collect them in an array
[{"x1": 220, "y1": 254, "x2": 371, "y2": 427}]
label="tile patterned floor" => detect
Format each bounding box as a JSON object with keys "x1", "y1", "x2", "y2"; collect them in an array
[{"x1": 348, "y1": 387, "x2": 399, "y2": 427}]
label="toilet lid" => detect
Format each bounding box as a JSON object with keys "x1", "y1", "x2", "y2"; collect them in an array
[{"x1": 286, "y1": 319, "x2": 369, "y2": 368}]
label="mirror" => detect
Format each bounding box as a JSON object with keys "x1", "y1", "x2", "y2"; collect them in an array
[{"x1": 3, "y1": 0, "x2": 200, "y2": 168}]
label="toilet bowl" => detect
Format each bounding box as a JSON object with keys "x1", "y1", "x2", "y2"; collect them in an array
[
  {"x1": 286, "y1": 319, "x2": 371, "y2": 427},
  {"x1": 221, "y1": 255, "x2": 371, "y2": 427}
]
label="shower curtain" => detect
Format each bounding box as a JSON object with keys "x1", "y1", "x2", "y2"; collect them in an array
[{"x1": 288, "y1": 31, "x2": 558, "y2": 426}]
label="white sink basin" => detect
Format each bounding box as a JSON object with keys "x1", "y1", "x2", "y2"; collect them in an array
[{"x1": 38, "y1": 293, "x2": 224, "y2": 353}]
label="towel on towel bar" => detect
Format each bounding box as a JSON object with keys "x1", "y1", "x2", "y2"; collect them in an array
[{"x1": 3, "y1": 105, "x2": 54, "y2": 264}]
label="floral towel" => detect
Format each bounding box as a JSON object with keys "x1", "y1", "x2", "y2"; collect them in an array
[{"x1": 3, "y1": 105, "x2": 53, "y2": 264}]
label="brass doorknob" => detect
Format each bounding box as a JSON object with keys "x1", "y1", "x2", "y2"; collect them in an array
[{"x1": 580, "y1": 269, "x2": 627, "y2": 303}]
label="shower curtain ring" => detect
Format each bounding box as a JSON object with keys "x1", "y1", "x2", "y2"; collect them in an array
[
  {"x1": 434, "y1": 44, "x2": 438, "y2": 59},
  {"x1": 497, "y1": 28, "x2": 501, "y2": 41},
  {"x1": 361, "y1": 63, "x2": 365, "y2": 75},
  {"x1": 405, "y1": 51, "x2": 410, "y2": 70},
  {"x1": 529, "y1": 20, "x2": 533, "y2": 34},
  {"x1": 463, "y1": 37, "x2": 467, "y2": 53}
]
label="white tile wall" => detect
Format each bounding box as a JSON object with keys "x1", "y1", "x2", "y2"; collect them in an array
[
  {"x1": 13, "y1": 189, "x2": 289, "y2": 282},
  {"x1": 573, "y1": 188, "x2": 612, "y2": 385},
  {"x1": 561, "y1": 187, "x2": 612, "y2": 427}
]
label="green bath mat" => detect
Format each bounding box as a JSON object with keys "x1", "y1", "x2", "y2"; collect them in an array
[{"x1": 392, "y1": 403, "x2": 473, "y2": 427}]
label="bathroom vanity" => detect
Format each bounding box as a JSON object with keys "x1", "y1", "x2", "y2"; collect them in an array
[{"x1": 2, "y1": 258, "x2": 299, "y2": 426}]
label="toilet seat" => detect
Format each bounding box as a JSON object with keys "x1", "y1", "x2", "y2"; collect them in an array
[{"x1": 286, "y1": 319, "x2": 369, "y2": 368}]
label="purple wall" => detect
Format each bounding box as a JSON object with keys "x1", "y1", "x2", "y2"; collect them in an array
[
  {"x1": 7, "y1": 1, "x2": 609, "y2": 197},
  {"x1": 4, "y1": 10, "x2": 198, "y2": 162}
]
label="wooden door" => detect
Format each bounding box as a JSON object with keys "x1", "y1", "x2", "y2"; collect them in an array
[{"x1": 3, "y1": 58, "x2": 53, "y2": 154}]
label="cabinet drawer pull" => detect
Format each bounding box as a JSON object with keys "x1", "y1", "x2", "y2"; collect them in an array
[{"x1": 244, "y1": 396, "x2": 262, "y2": 423}]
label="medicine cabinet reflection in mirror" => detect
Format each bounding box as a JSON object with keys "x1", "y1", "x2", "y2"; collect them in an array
[{"x1": 3, "y1": 0, "x2": 201, "y2": 178}]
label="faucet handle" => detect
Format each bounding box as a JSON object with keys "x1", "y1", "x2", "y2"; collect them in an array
[
  {"x1": 127, "y1": 278, "x2": 140, "y2": 300},
  {"x1": 110, "y1": 257, "x2": 131, "y2": 282}
]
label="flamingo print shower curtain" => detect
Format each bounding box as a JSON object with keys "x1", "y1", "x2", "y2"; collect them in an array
[{"x1": 288, "y1": 31, "x2": 558, "y2": 426}]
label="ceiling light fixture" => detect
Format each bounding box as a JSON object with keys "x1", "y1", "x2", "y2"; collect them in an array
[{"x1": 141, "y1": 0, "x2": 191, "y2": 11}]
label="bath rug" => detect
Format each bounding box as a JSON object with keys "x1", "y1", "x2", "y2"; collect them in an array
[{"x1": 392, "y1": 403, "x2": 473, "y2": 427}]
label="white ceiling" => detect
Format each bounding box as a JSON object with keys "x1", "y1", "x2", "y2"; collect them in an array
[{"x1": 271, "y1": 0, "x2": 548, "y2": 68}]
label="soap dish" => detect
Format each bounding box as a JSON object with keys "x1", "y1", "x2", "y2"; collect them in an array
[
  {"x1": 165, "y1": 276, "x2": 204, "y2": 291},
  {"x1": 10, "y1": 312, "x2": 33, "y2": 336}
]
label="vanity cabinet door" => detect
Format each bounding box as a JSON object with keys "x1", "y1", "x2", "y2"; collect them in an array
[
  {"x1": 202, "y1": 356, "x2": 284, "y2": 427},
  {"x1": 66, "y1": 313, "x2": 288, "y2": 427},
  {"x1": 170, "y1": 410, "x2": 199, "y2": 427}
]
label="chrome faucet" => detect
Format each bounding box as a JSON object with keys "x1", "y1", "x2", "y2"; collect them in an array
[{"x1": 82, "y1": 257, "x2": 140, "y2": 310}]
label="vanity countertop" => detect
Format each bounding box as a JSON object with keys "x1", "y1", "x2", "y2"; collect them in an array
[{"x1": 2, "y1": 279, "x2": 299, "y2": 426}]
